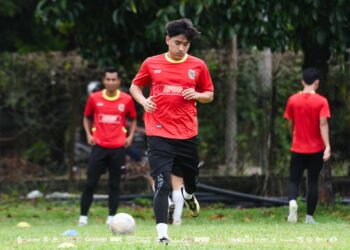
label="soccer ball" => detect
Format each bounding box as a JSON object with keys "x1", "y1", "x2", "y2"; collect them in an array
[{"x1": 110, "y1": 213, "x2": 136, "y2": 235}]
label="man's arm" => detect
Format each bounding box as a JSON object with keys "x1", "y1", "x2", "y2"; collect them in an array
[
  {"x1": 320, "y1": 117, "x2": 331, "y2": 161},
  {"x1": 288, "y1": 120, "x2": 294, "y2": 135},
  {"x1": 182, "y1": 89, "x2": 214, "y2": 103},
  {"x1": 125, "y1": 119, "x2": 137, "y2": 147},
  {"x1": 130, "y1": 83, "x2": 156, "y2": 112},
  {"x1": 83, "y1": 116, "x2": 95, "y2": 145}
]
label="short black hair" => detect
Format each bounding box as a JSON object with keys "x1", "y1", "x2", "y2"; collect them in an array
[
  {"x1": 104, "y1": 68, "x2": 119, "y2": 78},
  {"x1": 303, "y1": 68, "x2": 322, "y2": 85},
  {"x1": 165, "y1": 18, "x2": 200, "y2": 41}
]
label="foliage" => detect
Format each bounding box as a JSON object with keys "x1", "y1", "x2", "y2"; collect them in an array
[
  {"x1": 34, "y1": 0, "x2": 350, "y2": 64},
  {"x1": 197, "y1": 50, "x2": 303, "y2": 173},
  {"x1": 35, "y1": 0, "x2": 167, "y2": 66},
  {"x1": 2, "y1": 0, "x2": 350, "y2": 177},
  {"x1": 0, "y1": 52, "x2": 99, "y2": 173},
  {"x1": 0, "y1": 0, "x2": 70, "y2": 52},
  {"x1": 1, "y1": 51, "x2": 349, "y2": 176}
]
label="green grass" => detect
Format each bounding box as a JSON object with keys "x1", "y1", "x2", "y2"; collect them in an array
[{"x1": 0, "y1": 199, "x2": 349, "y2": 249}]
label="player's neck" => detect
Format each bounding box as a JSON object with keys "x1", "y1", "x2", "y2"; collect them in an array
[
  {"x1": 165, "y1": 52, "x2": 188, "y2": 63},
  {"x1": 102, "y1": 89, "x2": 120, "y2": 101},
  {"x1": 302, "y1": 86, "x2": 316, "y2": 94},
  {"x1": 104, "y1": 89, "x2": 118, "y2": 97}
]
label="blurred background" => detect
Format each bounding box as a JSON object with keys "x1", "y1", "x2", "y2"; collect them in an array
[{"x1": 0, "y1": 0, "x2": 349, "y2": 200}]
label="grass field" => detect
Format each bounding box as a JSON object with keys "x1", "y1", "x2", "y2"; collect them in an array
[{"x1": 0, "y1": 199, "x2": 349, "y2": 249}]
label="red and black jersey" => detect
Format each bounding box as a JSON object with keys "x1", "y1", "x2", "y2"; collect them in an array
[
  {"x1": 284, "y1": 92, "x2": 331, "y2": 153},
  {"x1": 132, "y1": 53, "x2": 214, "y2": 139},
  {"x1": 84, "y1": 89, "x2": 137, "y2": 148}
]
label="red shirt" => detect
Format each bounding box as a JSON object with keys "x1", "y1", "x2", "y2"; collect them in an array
[
  {"x1": 284, "y1": 92, "x2": 330, "y2": 153},
  {"x1": 84, "y1": 89, "x2": 137, "y2": 148},
  {"x1": 132, "y1": 53, "x2": 214, "y2": 139}
]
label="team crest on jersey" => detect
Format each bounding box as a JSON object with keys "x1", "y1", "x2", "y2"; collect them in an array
[
  {"x1": 118, "y1": 104, "x2": 125, "y2": 112},
  {"x1": 188, "y1": 69, "x2": 196, "y2": 80}
]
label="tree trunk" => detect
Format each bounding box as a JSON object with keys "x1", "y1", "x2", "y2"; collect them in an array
[
  {"x1": 257, "y1": 48, "x2": 272, "y2": 173},
  {"x1": 257, "y1": 49, "x2": 274, "y2": 194},
  {"x1": 319, "y1": 161, "x2": 335, "y2": 205},
  {"x1": 65, "y1": 76, "x2": 82, "y2": 181},
  {"x1": 225, "y1": 36, "x2": 238, "y2": 176}
]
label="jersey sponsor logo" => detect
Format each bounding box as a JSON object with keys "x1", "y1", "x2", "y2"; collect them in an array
[
  {"x1": 118, "y1": 104, "x2": 125, "y2": 112},
  {"x1": 98, "y1": 114, "x2": 121, "y2": 124},
  {"x1": 97, "y1": 102, "x2": 104, "y2": 106},
  {"x1": 155, "y1": 124, "x2": 163, "y2": 128},
  {"x1": 158, "y1": 85, "x2": 183, "y2": 96},
  {"x1": 188, "y1": 69, "x2": 196, "y2": 80},
  {"x1": 154, "y1": 69, "x2": 161, "y2": 74}
]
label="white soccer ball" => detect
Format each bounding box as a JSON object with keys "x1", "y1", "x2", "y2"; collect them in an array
[{"x1": 110, "y1": 213, "x2": 136, "y2": 235}]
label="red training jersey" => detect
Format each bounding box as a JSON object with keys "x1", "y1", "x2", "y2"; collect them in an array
[
  {"x1": 132, "y1": 53, "x2": 214, "y2": 139},
  {"x1": 284, "y1": 92, "x2": 331, "y2": 153},
  {"x1": 84, "y1": 89, "x2": 137, "y2": 148}
]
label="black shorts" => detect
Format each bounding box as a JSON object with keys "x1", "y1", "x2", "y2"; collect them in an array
[
  {"x1": 147, "y1": 136, "x2": 199, "y2": 177},
  {"x1": 88, "y1": 145, "x2": 126, "y2": 176}
]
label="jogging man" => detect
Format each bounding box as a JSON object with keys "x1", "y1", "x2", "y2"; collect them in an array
[
  {"x1": 130, "y1": 18, "x2": 214, "y2": 244},
  {"x1": 284, "y1": 67, "x2": 331, "y2": 224},
  {"x1": 78, "y1": 68, "x2": 137, "y2": 226}
]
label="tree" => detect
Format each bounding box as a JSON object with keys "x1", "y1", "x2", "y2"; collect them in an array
[
  {"x1": 36, "y1": 0, "x2": 350, "y2": 179},
  {"x1": 0, "y1": 0, "x2": 71, "y2": 52}
]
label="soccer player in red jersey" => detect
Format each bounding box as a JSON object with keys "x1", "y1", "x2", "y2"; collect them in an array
[
  {"x1": 130, "y1": 18, "x2": 214, "y2": 244},
  {"x1": 78, "y1": 68, "x2": 137, "y2": 226},
  {"x1": 284, "y1": 68, "x2": 331, "y2": 224}
]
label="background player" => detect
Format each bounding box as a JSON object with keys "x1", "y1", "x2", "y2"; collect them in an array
[
  {"x1": 284, "y1": 67, "x2": 331, "y2": 224},
  {"x1": 78, "y1": 68, "x2": 137, "y2": 226}
]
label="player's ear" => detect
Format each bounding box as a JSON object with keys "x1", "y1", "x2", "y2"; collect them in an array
[
  {"x1": 314, "y1": 80, "x2": 319, "y2": 89},
  {"x1": 166, "y1": 35, "x2": 171, "y2": 45}
]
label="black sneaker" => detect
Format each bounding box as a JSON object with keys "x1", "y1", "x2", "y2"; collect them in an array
[
  {"x1": 158, "y1": 237, "x2": 170, "y2": 245},
  {"x1": 181, "y1": 186, "x2": 200, "y2": 217},
  {"x1": 168, "y1": 203, "x2": 175, "y2": 224}
]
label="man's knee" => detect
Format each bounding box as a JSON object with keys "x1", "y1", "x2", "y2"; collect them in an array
[{"x1": 154, "y1": 173, "x2": 172, "y2": 196}]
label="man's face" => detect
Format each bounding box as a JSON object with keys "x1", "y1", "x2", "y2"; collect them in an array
[
  {"x1": 166, "y1": 34, "x2": 190, "y2": 60},
  {"x1": 103, "y1": 72, "x2": 120, "y2": 92}
]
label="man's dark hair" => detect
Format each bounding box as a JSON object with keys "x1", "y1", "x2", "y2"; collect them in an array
[
  {"x1": 104, "y1": 68, "x2": 119, "y2": 78},
  {"x1": 165, "y1": 18, "x2": 200, "y2": 41},
  {"x1": 302, "y1": 68, "x2": 322, "y2": 85}
]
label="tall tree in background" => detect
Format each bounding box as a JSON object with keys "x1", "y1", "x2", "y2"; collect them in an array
[
  {"x1": 36, "y1": 0, "x2": 350, "y2": 181},
  {"x1": 0, "y1": 0, "x2": 70, "y2": 52},
  {"x1": 224, "y1": 36, "x2": 238, "y2": 175}
]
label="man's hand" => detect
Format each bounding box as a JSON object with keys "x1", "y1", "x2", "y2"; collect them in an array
[
  {"x1": 323, "y1": 146, "x2": 331, "y2": 161},
  {"x1": 182, "y1": 88, "x2": 199, "y2": 100},
  {"x1": 125, "y1": 136, "x2": 133, "y2": 147},
  {"x1": 142, "y1": 96, "x2": 156, "y2": 112},
  {"x1": 87, "y1": 134, "x2": 95, "y2": 145}
]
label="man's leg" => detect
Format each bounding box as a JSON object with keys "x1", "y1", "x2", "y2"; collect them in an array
[
  {"x1": 171, "y1": 174, "x2": 184, "y2": 225},
  {"x1": 287, "y1": 152, "x2": 305, "y2": 223},
  {"x1": 154, "y1": 172, "x2": 172, "y2": 242},
  {"x1": 79, "y1": 146, "x2": 106, "y2": 225},
  {"x1": 305, "y1": 152, "x2": 323, "y2": 224},
  {"x1": 106, "y1": 147, "x2": 125, "y2": 225},
  {"x1": 181, "y1": 167, "x2": 200, "y2": 217},
  {"x1": 147, "y1": 136, "x2": 174, "y2": 244},
  {"x1": 176, "y1": 137, "x2": 200, "y2": 217}
]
